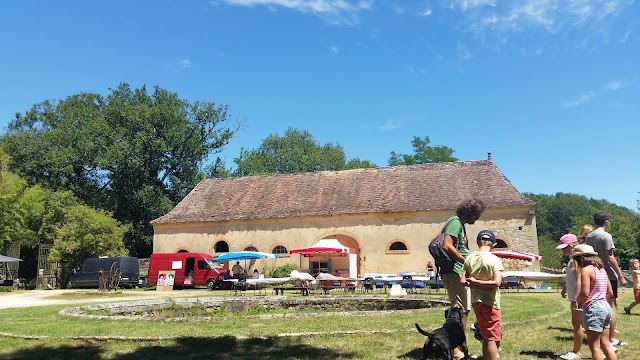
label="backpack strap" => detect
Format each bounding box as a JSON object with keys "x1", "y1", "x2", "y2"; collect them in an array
[{"x1": 435, "y1": 217, "x2": 462, "y2": 279}]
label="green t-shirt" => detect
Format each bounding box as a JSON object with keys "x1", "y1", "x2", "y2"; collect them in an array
[{"x1": 442, "y1": 216, "x2": 469, "y2": 276}]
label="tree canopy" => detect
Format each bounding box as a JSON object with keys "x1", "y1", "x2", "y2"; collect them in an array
[
  {"x1": 388, "y1": 136, "x2": 458, "y2": 166},
  {"x1": 217, "y1": 128, "x2": 376, "y2": 177},
  {"x1": 1, "y1": 83, "x2": 239, "y2": 256},
  {"x1": 527, "y1": 192, "x2": 640, "y2": 270}
]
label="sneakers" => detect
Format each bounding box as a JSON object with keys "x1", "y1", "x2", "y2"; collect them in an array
[
  {"x1": 623, "y1": 307, "x2": 631, "y2": 315},
  {"x1": 610, "y1": 339, "x2": 627, "y2": 347},
  {"x1": 560, "y1": 351, "x2": 581, "y2": 360}
]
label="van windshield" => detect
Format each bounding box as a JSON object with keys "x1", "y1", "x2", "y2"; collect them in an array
[{"x1": 208, "y1": 260, "x2": 224, "y2": 269}]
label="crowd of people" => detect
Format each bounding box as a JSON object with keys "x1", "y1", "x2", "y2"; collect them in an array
[{"x1": 437, "y1": 200, "x2": 635, "y2": 360}]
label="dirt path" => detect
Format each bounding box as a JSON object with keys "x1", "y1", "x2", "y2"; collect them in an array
[{"x1": 0, "y1": 288, "x2": 212, "y2": 309}]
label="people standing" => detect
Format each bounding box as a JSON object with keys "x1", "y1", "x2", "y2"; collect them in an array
[
  {"x1": 441, "y1": 198, "x2": 486, "y2": 360},
  {"x1": 574, "y1": 244, "x2": 617, "y2": 360},
  {"x1": 231, "y1": 261, "x2": 244, "y2": 278},
  {"x1": 426, "y1": 260, "x2": 435, "y2": 278},
  {"x1": 557, "y1": 234, "x2": 584, "y2": 360},
  {"x1": 461, "y1": 230, "x2": 504, "y2": 360},
  {"x1": 623, "y1": 259, "x2": 640, "y2": 315},
  {"x1": 584, "y1": 210, "x2": 627, "y2": 348}
]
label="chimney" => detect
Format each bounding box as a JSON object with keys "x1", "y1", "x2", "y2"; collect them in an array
[{"x1": 487, "y1": 152, "x2": 492, "y2": 161}]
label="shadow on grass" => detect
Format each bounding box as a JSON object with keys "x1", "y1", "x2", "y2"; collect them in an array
[
  {"x1": 397, "y1": 347, "x2": 422, "y2": 359},
  {"x1": 519, "y1": 350, "x2": 558, "y2": 358},
  {"x1": 2, "y1": 343, "x2": 103, "y2": 360},
  {"x1": 4, "y1": 336, "x2": 355, "y2": 360},
  {"x1": 547, "y1": 326, "x2": 572, "y2": 333}
]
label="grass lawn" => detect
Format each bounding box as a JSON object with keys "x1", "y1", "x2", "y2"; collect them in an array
[{"x1": 0, "y1": 288, "x2": 638, "y2": 359}]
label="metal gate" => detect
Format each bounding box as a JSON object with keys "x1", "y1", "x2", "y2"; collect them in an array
[
  {"x1": 37, "y1": 244, "x2": 60, "y2": 289},
  {"x1": 1, "y1": 242, "x2": 20, "y2": 279}
]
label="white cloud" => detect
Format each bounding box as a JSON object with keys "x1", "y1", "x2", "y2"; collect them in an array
[
  {"x1": 377, "y1": 118, "x2": 405, "y2": 131},
  {"x1": 418, "y1": 7, "x2": 432, "y2": 16},
  {"x1": 329, "y1": 45, "x2": 339, "y2": 53},
  {"x1": 561, "y1": 79, "x2": 626, "y2": 108},
  {"x1": 177, "y1": 59, "x2": 192, "y2": 69},
  {"x1": 392, "y1": 4, "x2": 405, "y2": 15},
  {"x1": 220, "y1": 0, "x2": 373, "y2": 26},
  {"x1": 561, "y1": 91, "x2": 595, "y2": 108},
  {"x1": 447, "y1": 0, "x2": 632, "y2": 37}
]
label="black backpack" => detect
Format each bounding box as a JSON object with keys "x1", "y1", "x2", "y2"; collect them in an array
[{"x1": 428, "y1": 217, "x2": 461, "y2": 274}]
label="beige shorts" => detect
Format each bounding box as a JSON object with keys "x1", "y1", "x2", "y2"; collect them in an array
[{"x1": 441, "y1": 272, "x2": 471, "y2": 312}]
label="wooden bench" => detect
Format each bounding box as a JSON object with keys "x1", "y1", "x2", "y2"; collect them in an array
[
  {"x1": 320, "y1": 285, "x2": 356, "y2": 295},
  {"x1": 272, "y1": 286, "x2": 311, "y2": 296}
]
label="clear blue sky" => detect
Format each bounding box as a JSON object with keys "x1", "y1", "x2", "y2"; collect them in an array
[{"x1": 1, "y1": 1, "x2": 638, "y2": 211}]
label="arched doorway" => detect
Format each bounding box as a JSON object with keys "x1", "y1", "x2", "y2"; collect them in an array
[{"x1": 318, "y1": 234, "x2": 360, "y2": 278}]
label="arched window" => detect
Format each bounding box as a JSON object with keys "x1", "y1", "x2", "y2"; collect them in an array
[
  {"x1": 177, "y1": 249, "x2": 189, "y2": 253},
  {"x1": 389, "y1": 242, "x2": 408, "y2": 251},
  {"x1": 272, "y1": 245, "x2": 288, "y2": 254},
  {"x1": 386, "y1": 240, "x2": 410, "y2": 254},
  {"x1": 214, "y1": 241, "x2": 229, "y2": 253},
  {"x1": 495, "y1": 239, "x2": 509, "y2": 249},
  {"x1": 244, "y1": 246, "x2": 258, "y2": 252}
]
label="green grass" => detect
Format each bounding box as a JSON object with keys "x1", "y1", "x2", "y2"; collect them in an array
[{"x1": 0, "y1": 289, "x2": 639, "y2": 359}]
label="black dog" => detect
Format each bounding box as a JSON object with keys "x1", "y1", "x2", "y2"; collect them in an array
[{"x1": 415, "y1": 307, "x2": 469, "y2": 360}]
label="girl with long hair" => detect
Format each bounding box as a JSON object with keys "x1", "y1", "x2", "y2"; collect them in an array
[{"x1": 574, "y1": 244, "x2": 617, "y2": 360}]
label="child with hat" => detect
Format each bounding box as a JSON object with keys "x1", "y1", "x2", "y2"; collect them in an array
[
  {"x1": 461, "y1": 230, "x2": 504, "y2": 360},
  {"x1": 574, "y1": 244, "x2": 617, "y2": 360},
  {"x1": 557, "y1": 234, "x2": 584, "y2": 360}
]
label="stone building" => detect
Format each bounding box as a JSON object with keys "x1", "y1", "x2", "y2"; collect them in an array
[{"x1": 151, "y1": 158, "x2": 538, "y2": 275}]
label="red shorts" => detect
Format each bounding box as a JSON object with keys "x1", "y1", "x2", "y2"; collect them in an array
[
  {"x1": 472, "y1": 302, "x2": 502, "y2": 342},
  {"x1": 634, "y1": 288, "x2": 640, "y2": 303}
]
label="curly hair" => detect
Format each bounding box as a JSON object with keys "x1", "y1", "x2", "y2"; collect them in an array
[{"x1": 455, "y1": 198, "x2": 486, "y2": 218}]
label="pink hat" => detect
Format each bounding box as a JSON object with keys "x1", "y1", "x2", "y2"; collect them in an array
[{"x1": 556, "y1": 234, "x2": 578, "y2": 249}]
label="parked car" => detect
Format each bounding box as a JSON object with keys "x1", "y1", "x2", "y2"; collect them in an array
[
  {"x1": 148, "y1": 253, "x2": 227, "y2": 289},
  {"x1": 65, "y1": 256, "x2": 139, "y2": 289}
]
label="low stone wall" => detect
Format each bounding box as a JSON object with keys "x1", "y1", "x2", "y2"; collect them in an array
[{"x1": 59, "y1": 296, "x2": 449, "y2": 321}]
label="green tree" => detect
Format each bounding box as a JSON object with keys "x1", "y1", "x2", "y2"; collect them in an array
[
  {"x1": 388, "y1": 136, "x2": 458, "y2": 166},
  {"x1": 526, "y1": 192, "x2": 640, "y2": 269},
  {"x1": 233, "y1": 128, "x2": 375, "y2": 176},
  {"x1": 345, "y1": 158, "x2": 377, "y2": 170},
  {"x1": 0, "y1": 171, "x2": 28, "y2": 249},
  {"x1": 1, "y1": 83, "x2": 239, "y2": 256},
  {"x1": 49, "y1": 204, "x2": 127, "y2": 272}
]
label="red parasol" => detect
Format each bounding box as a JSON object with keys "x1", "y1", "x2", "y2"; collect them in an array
[
  {"x1": 290, "y1": 239, "x2": 356, "y2": 258},
  {"x1": 491, "y1": 250, "x2": 543, "y2": 262}
]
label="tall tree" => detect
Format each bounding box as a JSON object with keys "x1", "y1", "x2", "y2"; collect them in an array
[
  {"x1": 526, "y1": 192, "x2": 640, "y2": 269},
  {"x1": 388, "y1": 136, "x2": 458, "y2": 166},
  {"x1": 232, "y1": 128, "x2": 375, "y2": 176},
  {"x1": 1, "y1": 83, "x2": 239, "y2": 256}
]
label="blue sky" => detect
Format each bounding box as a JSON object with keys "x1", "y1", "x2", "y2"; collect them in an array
[{"x1": 1, "y1": 1, "x2": 638, "y2": 211}]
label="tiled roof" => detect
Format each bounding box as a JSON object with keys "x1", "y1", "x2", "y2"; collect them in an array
[{"x1": 152, "y1": 160, "x2": 535, "y2": 224}]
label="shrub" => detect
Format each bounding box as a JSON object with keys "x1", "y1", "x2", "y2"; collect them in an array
[{"x1": 269, "y1": 264, "x2": 299, "y2": 278}]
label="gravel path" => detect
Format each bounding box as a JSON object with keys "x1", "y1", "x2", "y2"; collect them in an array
[{"x1": 0, "y1": 289, "x2": 211, "y2": 309}]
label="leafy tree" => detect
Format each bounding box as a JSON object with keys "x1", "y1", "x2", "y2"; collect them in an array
[
  {"x1": 388, "y1": 136, "x2": 458, "y2": 166},
  {"x1": 0, "y1": 171, "x2": 27, "y2": 249},
  {"x1": 526, "y1": 192, "x2": 640, "y2": 269},
  {"x1": 233, "y1": 128, "x2": 375, "y2": 176},
  {"x1": 1, "y1": 83, "x2": 239, "y2": 257},
  {"x1": 48, "y1": 204, "x2": 127, "y2": 272},
  {"x1": 345, "y1": 158, "x2": 377, "y2": 170},
  {"x1": 204, "y1": 157, "x2": 232, "y2": 178}
]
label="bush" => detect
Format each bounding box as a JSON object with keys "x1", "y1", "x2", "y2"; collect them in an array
[{"x1": 269, "y1": 264, "x2": 299, "y2": 278}]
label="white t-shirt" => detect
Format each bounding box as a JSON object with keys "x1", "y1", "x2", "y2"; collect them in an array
[{"x1": 564, "y1": 263, "x2": 577, "y2": 302}]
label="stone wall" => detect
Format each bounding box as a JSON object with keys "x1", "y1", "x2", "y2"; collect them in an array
[{"x1": 152, "y1": 206, "x2": 539, "y2": 275}]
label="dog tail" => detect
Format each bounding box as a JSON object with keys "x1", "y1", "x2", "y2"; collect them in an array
[{"x1": 414, "y1": 323, "x2": 432, "y2": 337}]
